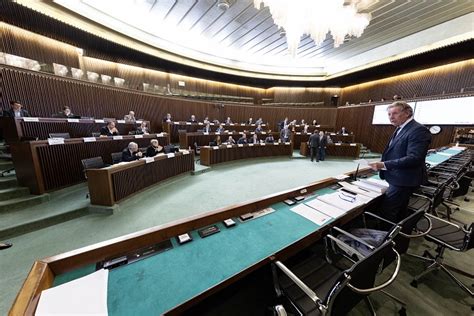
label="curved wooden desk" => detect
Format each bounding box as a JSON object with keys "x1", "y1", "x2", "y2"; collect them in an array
[
  {"x1": 86, "y1": 151, "x2": 195, "y2": 206},
  {"x1": 199, "y1": 142, "x2": 293, "y2": 166}
]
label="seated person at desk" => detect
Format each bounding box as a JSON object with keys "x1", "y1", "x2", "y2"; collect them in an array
[
  {"x1": 224, "y1": 136, "x2": 236, "y2": 145},
  {"x1": 122, "y1": 142, "x2": 143, "y2": 161},
  {"x1": 312, "y1": 119, "x2": 318, "y2": 126},
  {"x1": 146, "y1": 139, "x2": 163, "y2": 157},
  {"x1": 278, "y1": 117, "x2": 288, "y2": 131},
  {"x1": 203, "y1": 116, "x2": 210, "y2": 124},
  {"x1": 247, "y1": 117, "x2": 253, "y2": 125},
  {"x1": 4, "y1": 100, "x2": 30, "y2": 117},
  {"x1": 136, "y1": 121, "x2": 149, "y2": 135},
  {"x1": 203, "y1": 123, "x2": 212, "y2": 133},
  {"x1": 338, "y1": 126, "x2": 350, "y2": 134},
  {"x1": 215, "y1": 124, "x2": 225, "y2": 133},
  {"x1": 300, "y1": 119, "x2": 306, "y2": 125},
  {"x1": 163, "y1": 113, "x2": 172, "y2": 122},
  {"x1": 265, "y1": 132, "x2": 275, "y2": 143},
  {"x1": 255, "y1": 117, "x2": 263, "y2": 125},
  {"x1": 280, "y1": 126, "x2": 291, "y2": 142},
  {"x1": 53, "y1": 106, "x2": 76, "y2": 118},
  {"x1": 225, "y1": 117, "x2": 232, "y2": 124},
  {"x1": 303, "y1": 124, "x2": 309, "y2": 134},
  {"x1": 237, "y1": 134, "x2": 248, "y2": 144},
  {"x1": 100, "y1": 121, "x2": 119, "y2": 136},
  {"x1": 210, "y1": 136, "x2": 222, "y2": 146},
  {"x1": 255, "y1": 124, "x2": 263, "y2": 133},
  {"x1": 250, "y1": 133, "x2": 259, "y2": 144},
  {"x1": 188, "y1": 115, "x2": 198, "y2": 123},
  {"x1": 124, "y1": 111, "x2": 136, "y2": 123}
]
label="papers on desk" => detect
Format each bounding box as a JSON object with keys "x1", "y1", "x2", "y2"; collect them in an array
[
  {"x1": 338, "y1": 182, "x2": 381, "y2": 198},
  {"x1": 350, "y1": 143, "x2": 357, "y2": 146},
  {"x1": 83, "y1": 137, "x2": 96, "y2": 142},
  {"x1": 166, "y1": 153, "x2": 175, "y2": 158},
  {"x1": 23, "y1": 117, "x2": 39, "y2": 122},
  {"x1": 94, "y1": 119, "x2": 105, "y2": 123},
  {"x1": 35, "y1": 269, "x2": 108, "y2": 316},
  {"x1": 332, "y1": 174, "x2": 350, "y2": 180},
  {"x1": 316, "y1": 191, "x2": 367, "y2": 212},
  {"x1": 362, "y1": 178, "x2": 389, "y2": 192},
  {"x1": 134, "y1": 135, "x2": 144, "y2": 138},
  {"x1": 112, "y1": 135, "x2": 123, "y2": 140},
  {"x1": 305, "y1": 199, "x2": 348, "y2": 218},
  {"x1": 144, "y1": 157, "x2": 155, "y2": 164},
  {"x1": 47, "y1": 138, "x2": 64, "y2": 145},
  {"x1": 67, "y1": 118, "x2": 80, "y2": 123},
  {"x1": 438, "y1": 152, "x2": 453, "y2": 156},
  {"x1": 290, "y1": 204, "x2": 332, "y2": 226},
  {"x1": 354, "y1": 179, "x2": 387, "y2": 194}
]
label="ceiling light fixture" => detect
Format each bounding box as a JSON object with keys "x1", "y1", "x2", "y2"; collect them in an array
[
  {"x1": 217, "y1": 0, "x2": 230, "y2": 11},
  {"x1": 254, "y1": 0, "x2": 372, "y2": 57}
]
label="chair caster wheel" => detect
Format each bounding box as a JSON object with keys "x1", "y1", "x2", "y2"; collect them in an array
[
  {"x1": 411, "y1": 280, "x2": 418, "y2": 288},
  {"x1": 399, "y1": 307, "x2": 407, "y2": 316}
]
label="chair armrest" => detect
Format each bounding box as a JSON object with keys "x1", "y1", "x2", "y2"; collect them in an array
[
  {"x1": 425, "y1": 213, "x2": 465, "y2": 231},
  {"x1": 363, "y1": 212, "x2": 397, "y2": 226},
  {"x1": 399, "y1": 214, "x2": 432, "y2": 238},
  {"x1": 346, "y1": 248, "x2": 401, "y2": 294},
  {"x1": 274, "y1": 261, "x2": 321, "y2": 305}
]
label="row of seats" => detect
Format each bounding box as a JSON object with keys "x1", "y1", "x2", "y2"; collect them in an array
[{"x1": 269, "y1": 149, "x2": 473, "y2": 315}]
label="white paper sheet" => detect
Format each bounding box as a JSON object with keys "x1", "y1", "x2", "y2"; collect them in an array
[
  {"x1": 291, "y1": 204, "x2": 332, "y2": 226},
  {"x1": 338, "y1": 182, "x2": 381, "y2": 198},
  {"x1": 316, "y1": 192, "x2": 366, "y2": 211},
  {"x1": 305, "y1": 198, "x2": 348, "y2": 218},
  {"x1": 35, "y1": 269, "x2": 108, "y2": 316},
  {"x1": 353, "y1": 159, "x2": 369, "y2": 166}
]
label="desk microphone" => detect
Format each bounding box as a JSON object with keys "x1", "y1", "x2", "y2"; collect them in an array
[{"x1": 352, "y1": 149, "x2": 367, "y2": 181}]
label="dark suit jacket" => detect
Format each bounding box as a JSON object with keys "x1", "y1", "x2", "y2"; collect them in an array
[
  {"x1": 308, "y1": 134, "x2": 320, "y2": 147},
  {"x1": 100, "y1": 126, "x2": 119, "y2": 136},
  {"x1": 3, "y1": 109, "x2": 30, "y2": 117},
  {"x1": 122, "y1": 149, "x2": 141, "y2": 162},
  {"x1": 380, "y1": 120, "x2": 431, "y2": 187},
  {"x1": 339, "y1": 128, "x2": 349, "y2": 134},
  {"x1": 136, "y1": 127, "x2": 148, "y2": 135},
  {"x1": 237, "y1": 137, "x2": 248, "y2": 144},
  {"x1": 146, "y1": 145, "x2": 163, "y2": 157}
]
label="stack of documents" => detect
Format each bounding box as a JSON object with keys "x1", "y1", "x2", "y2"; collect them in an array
[
  {"x1": 338, "y1": 182, "x2": 381, "y2": 199},
  {"x1": 357, "y1": 178, "x2": 389, "y2": 193}
]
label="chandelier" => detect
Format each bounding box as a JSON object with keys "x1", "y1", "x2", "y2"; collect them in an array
[{"x1": 254, "y1": 0, "x2": 372, "y2": 57}]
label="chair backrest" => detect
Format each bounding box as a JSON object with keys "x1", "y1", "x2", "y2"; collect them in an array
[
  {"x1": 81, "y1": 157, "x2": 105, "y2": 171},
  {"x1": 91, "y1": 132, "x2": 101, "y2": 137},
  {"x1": 111, "y1": 152, "x2": 122, "y2": 164},
  {"x1": 49, "y1": 132, "x2": 71, "y2": 139},
  {"x1": 394, "y1": 208, "x2": 426, "y2": 254},
  {"x1": 465, "y1": 223, "x2": 474, "y2": 251},
  {"x1": 164, "y1": 145, "x2": 176, "y2": 154},
  {"x1": 327, "y1": 240, "x2": 395, "y2": 315}
]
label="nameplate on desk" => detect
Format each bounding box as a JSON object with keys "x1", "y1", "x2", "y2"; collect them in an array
[
  {"x1": 274, "y1": 143, "x2": 279, "y2": 145},
  {"x1": 94, "y1": 119, "x2": 105, "y2": 123},
  {"x1": 250, "y1": 132, "x2": 255, "y2": 135},
  {"x1": 214, "y1": 132, "x2": 220, "y2": 135},
  {"x1": 48, "y1": 138, "x2": 64, "y2": 145},
  {"x1": 116, "y1": 120, "x2": 125, "y2": 124},
  {"x1": 113, "y1": 136, "x2": 123, "y2": 140},
  {"x1": 316, "y1": 125, "x2": 321, "y2": 127},
  {"x1": 198, "y1": 225, "x2": 220, "y2": 238},
  {"x1": 166, "y1": 153, "x2": 175, "y2": 158},
  {"x1": 241, "y1": 123, "x2": 246, "y2": 126},
  {"x1": 83, "y1": 137, "x2": 96, "y2": 143},
  {"x1": 261, "y1": 132, "x2": 266, "y2": 134},
  {"x1": 296, "y1": 132, "x2": 301, "y2": 135},
  {"x1": 182, "y1": 150, "x2": 190, "y2": 155},
  {"x1": 248, "y1": 143, "x2": 254, "y2": 146},
  {"x1": 213, "y1": 146, "x2": 219, "y2": 150},
  {"x1": 67, "y1": 118, "x2": 80, "y2": 123},
  {"x1": 335, "y1": 143, "x2": 341, "y2": 146},
  {"x1": 23, "y1": 117, "x2": 39, "y2": 122},
  {"x1": 238, "y1": 132, "x2": 244, "y2": 135},
  {"x1": 237, "y1": 144, "x2": 243, "y2": 147},
  {"x1": 229, "y1": 123, "x2": 235, "y2": 126},
  {"x1": 135, "y1": 120, "x2": 142, "y2": 124},
  {"x1": 210, "y1": 123, "x2": 215, "y2": 126},
  {"x1": 145, "y1": 157, "x2": 155, "y2": 164},
  {"x1": 285, "y1": 142, "x2": 290, "y2": 145},
  {"x1": 198, "y1": 122, "x2": 203, "y2": 125},
  {"x1": 342, "y1": 133, "x2": 349, "y2": 136},
  {"x1": 186, "y1": 122, "x2": 192, "y2": 125},
  {"x1": 173, "y1": 122, "x2": 180, "y2": 125},
  {"x1": 156, "y1": 133, "x2": 164, "y2": 137},
  {"x1": 134, "y1": 135, "x2": 144, "y2": 138},
  {"x1": 330, "y1": 133, "x2": 336, "y2": 135},
  {"x1": 350, "y1": 143, "x2": 357, "y2": 146},
  {"x1": 203, "y1": 132, "x2": 209, "y2": 135},
  {"x1": 226, "y1": 145, "x2": 232, "y2": 148},
  {"x1": 261, "y1": 143, "x2": 266, "y2": 146}
]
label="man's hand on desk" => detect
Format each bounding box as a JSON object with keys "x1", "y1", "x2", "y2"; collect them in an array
[{"x1": 368, "y1": 161, "x2": 385, "y2": 171}]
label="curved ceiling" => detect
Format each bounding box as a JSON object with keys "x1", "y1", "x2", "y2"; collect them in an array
[{"x1": 19, "y1": 0, "x2": 474, "y2": 79}]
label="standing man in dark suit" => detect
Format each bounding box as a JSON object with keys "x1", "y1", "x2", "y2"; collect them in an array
[
  {"x1": 308, "y1": 130, "x2": 320, "y2": 162},
  {"x1": 4, "y1": 101, "x2": 30, "y2": 117},
  {"x1": 369, "y1": 101, "x2": 431, "y2": 222},
  {"x1": 317, "y1": 131, "x2": 328, "y2": 161}
]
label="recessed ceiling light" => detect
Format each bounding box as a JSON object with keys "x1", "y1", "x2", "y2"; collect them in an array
[{"x1": 217, "y1": 0, "x2": 230, "y2": 11}]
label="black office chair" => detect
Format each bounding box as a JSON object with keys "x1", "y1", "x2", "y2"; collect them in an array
[
  {"x1": 49, "y1": 132, "x2": 71, "y2": 139},
  {"x1": 81, "y1": 157, "x2": 107, "y2": 198},
  {"x1": 409, "y1": 215, "x2": 474, "y2": 298},
  {"x1": 271, "y1": 233, "x2": 401, "y2": 316},
  {"x1": 111, "y1": 152, "x2": 122, "y2": 164}
]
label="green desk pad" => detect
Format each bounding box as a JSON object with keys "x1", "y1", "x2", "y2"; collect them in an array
[
  {"x1": 54, "y1": 187, "x2": 339, "y2": 315},
  {"x1": 426, "y1": 147, "x2": 464, "y2": 165}
]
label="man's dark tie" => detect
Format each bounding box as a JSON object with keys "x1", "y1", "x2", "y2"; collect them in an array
[{"x1": 388, "y1": 127, "x2": 401, "y2": 147}]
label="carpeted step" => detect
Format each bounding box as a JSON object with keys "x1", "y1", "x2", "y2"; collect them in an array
[
  {"x1": 0, "y1": 176, "x2": 17, "y2": 189},
  {"x1": 0, "y1": 194, "x2": 50, "y2": 213},
  {"x1": 0, "y1": 187, "x2": 30, "y2": 201}
]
